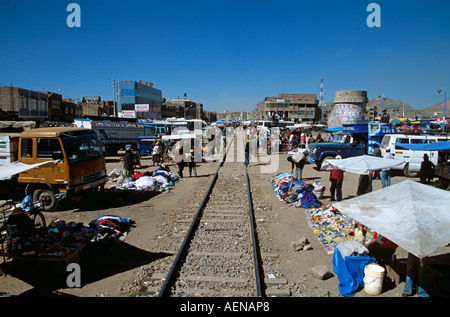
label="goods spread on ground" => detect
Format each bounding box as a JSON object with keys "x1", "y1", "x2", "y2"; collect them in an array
[
  {"x1": 2, "y1": 213, "x2": 134, "y2": 262},
  {"x1": 107, "y1": 166, "x2": 179, "y2": 193},
  {"x1": 269, "y1": 173, "x2": 356, "y2": 254}
]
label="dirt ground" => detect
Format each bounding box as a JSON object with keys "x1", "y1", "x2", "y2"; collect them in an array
[{"x1": 0, "y1": 150, "x2": 448, "y2": 299}]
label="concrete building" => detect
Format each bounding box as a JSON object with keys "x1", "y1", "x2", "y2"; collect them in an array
[
  {"x1": 118, "y1": 80, "x2": 162, "y2": 119},
  {"x1": 364, "y1": 104, "x2": 377, "y2": 121},
  {"x1": 79, "y1": 96, "x2": 115, "y2": 117},
  {"x1": 45, "y1": 92, "x2": 63, "y2": 122},
  {"x1": 319, "y1": 102, "x2": 335, "y2": 124},
  {"x1": 216, "y1": 111, "x2": 250, "y2": 122},
  {"x1": 0, "y1": 86, "x2": 79, "y2": 123},
  {"x1": 62, "y1": 99, "x2": 77, "y2": 123},
  {"x1": 0, "y1": 86, "x2": 49, "y2": 122},
  {"x1": 167, "y1": 99, "x2": 203, "y2": 120},
  {"x1": 256, "y1": 93, "x2": 320, "y2": 122}
]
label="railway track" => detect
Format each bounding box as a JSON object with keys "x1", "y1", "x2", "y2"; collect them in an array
[{"x1": 157, "y1": 136, "x2": 264, "y2": 297}]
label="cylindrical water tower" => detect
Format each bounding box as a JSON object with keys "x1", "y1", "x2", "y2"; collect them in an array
[{"x1": 327, "y1": 90, "x2": 368, "y2": 127}]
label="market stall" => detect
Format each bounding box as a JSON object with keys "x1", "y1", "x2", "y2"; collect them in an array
[
  {"x1": 332, "y1": 180, "x2": 450, "y2": 259},
  {"x1": 321, "y1": 155, "x2": 405, "y2": 174},
  {"x1": 1, "y1": 198, "x2": 134, "y2": 264},
  {"x1": 1, "y1": 214, "x2": 95, "y2": 264}
]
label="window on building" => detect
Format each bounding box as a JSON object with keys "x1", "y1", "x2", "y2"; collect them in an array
[
  {"x1": 52, "y1": 100, "x2": 61, "y2": 109},
  {"x1": 122, "y1": 104, "x2": 135, "y2": 110},
  {"x1": 29, "y1": 99, "x2": 37, "y2": 110},
  {"x1": 121, "y1": 89, "x2": 136, "y2": 97},
  {"x1": 38, "y1": 100, "x2": 47, "y2": 111},
  {"x1": 18, "y1": 97, "x2": 27, "y2": 110}
]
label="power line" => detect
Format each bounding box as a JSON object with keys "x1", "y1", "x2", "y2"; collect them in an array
[{"x1": 0, "y1": 39, "x2": 106, "y2": 85}]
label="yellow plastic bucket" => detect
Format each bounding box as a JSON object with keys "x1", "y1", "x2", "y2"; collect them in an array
[{"x1": 363, "y1": 264, "x2": 385, "y2": 295}]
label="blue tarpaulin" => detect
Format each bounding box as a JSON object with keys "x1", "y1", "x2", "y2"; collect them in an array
[
  {"x1": 394, "y1": 141, "x2": 450, "y2": 151},
  {"x1": 332, "y1": 247, "x2": 375, "y2": 297},
  {"x1": 323, "y1": 126, "x2": 343, "y2": 133}
]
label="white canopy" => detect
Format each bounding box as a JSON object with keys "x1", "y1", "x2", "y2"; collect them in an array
[
  {"x1": 321, "y1": 155, "x2": 405, "y2": 174},
  {"x1": 332, "y1": 180, "x2": 450, "y2": 258},
  {"x1": 286, "y1": 123, "x2": 311, "y2": 129},
  {"x1": 0, "y1": 160, "x2": 59, "y2": 180},
  {"x1": 162, "y1": 134, "x2": 198, "y2": 141}
]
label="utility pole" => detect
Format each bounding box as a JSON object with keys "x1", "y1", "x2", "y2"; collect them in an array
[
  {"x1": 320, "y1": 78, "x2": 324, "y2": 124},
  {"x1": 437, "y1": 88, "x2": 447, "y2": 131},
  {"x1": 110, "y1": 79, "x2": 116, "y2": 117}
]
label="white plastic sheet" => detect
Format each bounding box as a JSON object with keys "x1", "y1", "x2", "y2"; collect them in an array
[
  {"x1": 0, "y1": 160, "x2": 58, "y2": 180},
  {"x1": 321, "y1": 155, "x2": 405, "y2": 174},
  {"x1": 332, "y1": 180, "x2": 450, "y2": 258}
]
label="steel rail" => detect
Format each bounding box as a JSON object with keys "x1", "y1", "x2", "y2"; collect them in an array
[
  {"x1": 245, "y1": 164, "x2": 264, "y2": 297},
  {"x1": 158, "y1": 134, "x2": 264, "y2": 297},
  {"x1": 158, "y1": 135, "x2": 232, "y2": 297}
]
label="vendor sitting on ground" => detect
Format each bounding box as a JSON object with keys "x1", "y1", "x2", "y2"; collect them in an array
[
  {"x1": 7, "y1": 207, "x2": 35, "y2": 238},
  {"x1": 353, "y1": 222, "x2": 367, "y2": 245},
  {"x1": 365, "y1": 232, "x2": 397, "y2": 266}
]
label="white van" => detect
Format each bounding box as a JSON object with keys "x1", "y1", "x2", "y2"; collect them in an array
[{"x1": 380, "y1": 134, "x2": 449, "y2": 177}]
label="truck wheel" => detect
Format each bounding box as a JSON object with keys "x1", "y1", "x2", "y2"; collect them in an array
[
  {"x1": 33, "y1": 189, "x2": 58, "y2": 211},
  {"x1": 403, "y1": 164, "x2": 419, "y2": 178}
]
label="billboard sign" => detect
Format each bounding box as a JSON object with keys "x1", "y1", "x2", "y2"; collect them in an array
[{"x1": 135, "y1": 104, "x2": 150, "y2": 112}]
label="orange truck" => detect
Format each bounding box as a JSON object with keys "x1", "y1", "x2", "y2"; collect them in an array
[{"x1": 0, "y1": 127, "x2": 108, "y2": 211}]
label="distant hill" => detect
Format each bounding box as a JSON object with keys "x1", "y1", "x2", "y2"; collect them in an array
[
  {"x1": 367, "y1": 97, "x2": 447, "y2": 119},
  {"x1": 423, "y1": 100, "x2": 448, "y2": 117}
]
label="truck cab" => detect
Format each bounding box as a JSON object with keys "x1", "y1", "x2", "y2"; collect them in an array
[
  {"x1": 307, "y1": 132, "x2": 366, "y2": 169},
  {"x1": 307, "y1": 122, "x2": 398, "y2": 170},
  {"x1": 16, "y1": 127, "x2": 107, "y2": 210}
]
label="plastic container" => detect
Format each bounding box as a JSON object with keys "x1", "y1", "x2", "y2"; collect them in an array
[{"x1": 363, "y1": 264, "x2": 385, "y2": 295}]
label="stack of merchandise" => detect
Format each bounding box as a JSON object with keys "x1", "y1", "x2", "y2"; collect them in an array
[
  {"x1": 303, "y1": 205, "x2": 354, "y2": 254},
  {"x1": 269, "y1": 173, "x2": 322, "y2": 209},
  {"x1": 108, "y1": 166, "x2": 179, "y2": 193},
  {"x1": 6, "y1": 214, "x2": 135, "y2": 259},
  {"x1": 90, "y1": 215, "x2": 135, "y2": 243},
  {"x1": 7, "y1": 218, "x2": 96, "y2": 259}
]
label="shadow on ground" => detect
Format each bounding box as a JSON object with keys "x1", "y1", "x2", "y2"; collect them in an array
[{"x1": 0, "y1": 241, "x2": 168, "y2": 297}]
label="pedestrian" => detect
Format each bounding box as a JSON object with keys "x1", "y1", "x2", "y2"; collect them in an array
[
  {"x1": 291, "y1": 135, "x2": 299, "y2": 150},
  {"x1": 307, "y1": 134, "x2": 315, "y2": 147},
  {"x1": 402, "y1": 253, "x2": 430, "y2": 297},
  {"x1": 329, "y1": 155, "x2": 344, "y2": 201},
  {"x1": 373, "y1": 144, "x2": 382, "y2": 179},
  {"x1": 380, "y1": 109, "x2": 390, "y2": 123},
  {"x1": 381, "y1": 148, "x2": 394, "y2": 187},
  {"x1": 188, "y1": 149, "x2": 198, "y2": 177},
  {"x1": 123, "y1": 144, "x2": 134, "y2": 178},
  {"x1": 152, "y1": 142, "x2": 162, "y2": 166},
  {"x1": 293, "y1": 151, "x2": 307, "y2": 180},
  {"x1": 174, "y1": 146, "x2": 185, "y2": 178},
  {"x1": 419, "y1": 154, "x2": 435, "y2": 184},
  {"x1": 356, "y1": 173, "x2": 373, "y2": 196},
  {"x1": 315, "y1": 133, "x2": 324, "y2": 143}
]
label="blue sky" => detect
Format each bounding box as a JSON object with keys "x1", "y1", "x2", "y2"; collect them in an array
[{"x1": 1, "y1": 0, "x2": 449, "y2": 113}]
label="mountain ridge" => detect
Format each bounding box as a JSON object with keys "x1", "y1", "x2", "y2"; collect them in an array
[{"x1": 367, "y1": 97, "x2": 447, "y2": 119}]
